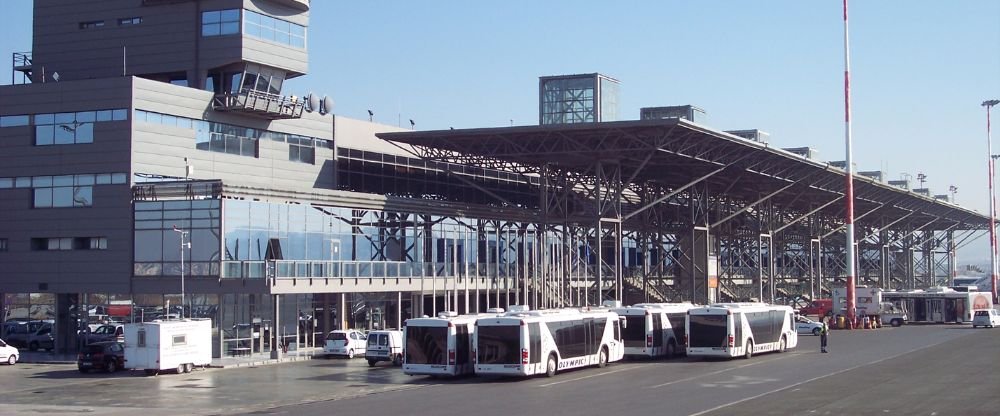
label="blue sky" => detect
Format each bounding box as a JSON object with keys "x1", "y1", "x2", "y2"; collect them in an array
[{"x1": 2, "y1": 1, "x2": 999, "y2": 263}]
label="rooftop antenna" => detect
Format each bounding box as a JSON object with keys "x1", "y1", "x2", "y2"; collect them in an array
[
  {"x1": 367, "y1": 109, "x2": 373, "y2": 122},
  {"x1": 409, "y1": 119, "x2": 415, "y2": 130},
  {"x1": 916, "y1": 172, "x2": 927, "y2": 189}
]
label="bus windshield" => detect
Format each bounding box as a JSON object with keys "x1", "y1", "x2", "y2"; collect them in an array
[
  {"x1": 405, "y1": 326, "x2": 447, "y2": 365},
  {"x1": 689, "y1": 315, "x2": 728, "y2": 348},
  {"x1": 476, "y1": 325, "x2": 521, "y2": 365}
]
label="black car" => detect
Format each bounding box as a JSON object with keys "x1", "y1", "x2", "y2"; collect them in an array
[{"x1": 77, "y1": 341, "x2": 125, "y2": 373}]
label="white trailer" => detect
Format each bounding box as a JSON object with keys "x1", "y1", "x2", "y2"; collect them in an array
[{"x1": 124, "y1": 319, "x2": 212, "y2": 375}]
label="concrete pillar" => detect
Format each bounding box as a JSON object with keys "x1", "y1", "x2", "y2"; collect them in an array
[
  {"x1": 270, "y1": 294, "x2": 281, "y2": 359},
  {"x1": 340, "y1": 293, "x2": 347, "y2": 330}
]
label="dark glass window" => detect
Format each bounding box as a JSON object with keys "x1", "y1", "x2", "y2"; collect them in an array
[
  {"x1": 202, "y1": 9, "x2": 240, "y2": 37},
  {"x1": 688, "y1": 314, "x2": 728, "y2": 348},
  {"x1": 118, "y1": 17, "x2": 142, "y2": 25},
  {"x1": 476, "y1": 325, "x2": 520, "y2": 365},
  {"x1": 622, "y1": 315, "x2": 645, "y2": 348},
  {"x1": 79, "y1": 21, "x2": 105, "y2": 29},
  {"x1": 0, "y1": 238, "x2": 8, "y2": 252},
  {"x1": 404, "y1": 326, "x2": 446, "y2": 365}
]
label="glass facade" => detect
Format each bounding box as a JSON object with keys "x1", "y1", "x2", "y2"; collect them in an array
[
  {"x1": 540, "y1": 76, "x2": 595, "y2": 125},
  {"x1": 135, "y1": 109, "x2": 330, "y2": 163},
  {"x1": 599, "y1": 77, "x2": 619, "y2": 122},
  {"x1": 244, "y1": 10, "x2": 306, "y2": 49},
  {"x1": 133, "y1": 200, "x2": 222, "y2": 277},
  {"x1": 202, "y1": 9, "x2": 240, "y2": 37},
  {"x1": 539, "y1": 74, "x2": 620, "y2": 125}
]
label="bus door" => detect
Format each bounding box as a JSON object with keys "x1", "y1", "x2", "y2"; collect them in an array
[{"x1": 927, "y1": 299, "x2": 944, "y2": 322}]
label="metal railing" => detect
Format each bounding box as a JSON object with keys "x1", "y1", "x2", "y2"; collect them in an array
[{"x1": 212, "y1": 89, "x2": 304, "y2": 119}]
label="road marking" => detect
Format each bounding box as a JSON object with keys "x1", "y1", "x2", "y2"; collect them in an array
[
  {"x1": 538, "y1": 363, "x2": 644, "y2": 387},
  {"x1": 685, "y1": 341, "x2": 960, "y2": 416},
  {"x1": 648, "y1": 355, "x2": 784, "y2": 389}
]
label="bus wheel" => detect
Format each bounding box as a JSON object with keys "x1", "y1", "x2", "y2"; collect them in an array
[
  {"x1": 890, "y1": 319, "x2": 902, "y2": 327},
  {"x1": 546, "y1": 354, "x2": 558, "y2": 377},
  {"x1": 665, "y1": 340, "x2": 676, "y2": 358},
  {"x1": 367, "y1": 359, "x2": 377, "y2": 367},
  {"x1": 744, "y1": 341, "x2": 754, "y2": 359},
  {"x1": 778, "y1": 336, "x2": 786, "y2": 353},
  {"x1": 598, "y1": 347, "x2": 609, "y2": 368}
]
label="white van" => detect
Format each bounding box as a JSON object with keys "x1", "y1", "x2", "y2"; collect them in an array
[
  {"x1": 364, "y1": 330, "x2": 403, "y2": 367},
  {"x1": 972, "y1": 309, "x2": 1000, "y2": 328}
]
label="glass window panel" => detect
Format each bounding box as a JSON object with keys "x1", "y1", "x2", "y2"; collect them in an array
[
  {"x1": 35, "y1": 125, "x2": 54, "y2": 145},
  {"x1": 76, "y1": 111, "x2": 96, "y2": 123},
  {"x1": 59, "y1": 238, "x2": 72, "y2": 250},
  {"x1": 31, "y1": 176, "x2": 52, "y2": 187},
  {"x1": 261, "y1": 27, "x2": 275, "y2": 41},
  {"x1": 245, "y1": 10, "x2": 261, "y2": 25},
  {"x1": 54, "y1": 112, "x2": 75, "y2": 123},
  {"x1": 241, "y1": 137, "x2": 256, "y2": 156},
  {"x1": 245, "y1": 23, "x2": 261, "y2": 37},
  {"x1": 76, "y1": 123, "x2": 93, "y2": 143},
  {"x1": 52, "y1": 186, "x2": 74, "y2": 207},
  {"x1": 75, "y1": 175, "x2": 95, "y2": 186},
  {"x1": 95, "y1": 173, "x2": 112, "y2": 185},
  {"x1": 161, "y1": 114, "x2": 177, "y2": 126},
  {"x1": 111, "y1": 173, "x2": 127, "y2": 184},
  {"x1": 0, "y1": 178, "x2": 12, "y2": 189},
  {"x1": 15, "y1": 177, "x2": 31, "y2": 188},
  {"x1": 54, "y1": 124, "x2": 75, "y2": 144},
  {"x1": 275, "y1": 31, "x2": 290, "y2": 45},
  {"x1": 95, "y1": 110, "x2": 112, "y2": 121},
  {"x1": 225, "y1": 135, "x2": 241, "y2": 154},
  {"x1": 134, "y1": 230, "x2": 164, "y2": 261},
  {"x1": 134, "y1": 110, "x2": 147, "y2": 122},
  {"x1": 0, "y1": 115, "x2": 30, "y2": 127},
  {"x1": 112, "y1": 109, "x2": 128, "y2": 121},
  {"x1": 210, "y1": 133, "x2": 226, "y2": 152},
  {"x1": 274, "y1": 19, "x2": 290, "y2": 33},
  {"x1": 220, "y1": 9, "x2": 240, "y2": 22},
  {"x1": 73, "y1": 186, "x2": 93, "y2": 206},
  {"x1": 145, "y1": 112, "x2": 162, "y2": 124},
  {"x1": 290, "y1": 23, "x2": 305, "y2": 37},
  {"x1": 35, "y1": 113, "x2": 54, "y2": 124},
  {"x1": 202, "y1": 23, "x2": 218, "y2": 36},
  {"x1": 220, "y1": 22, "x2": 239, "y2": 35},
  {"x1": 33, "y1": 188, "x2": 52, "y2": 207},
  {"x1": 202, "y1": 10, "x2": 221, "y2": 24},
  {"x1": 291, "y1": 36, "x2": 305, "y2": 48},
  {"x1": 53, "y1": 175, "x2": 73, "y2": 186}
]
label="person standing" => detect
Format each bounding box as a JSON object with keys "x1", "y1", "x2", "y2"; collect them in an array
[{"x1": 820, "y1": 318, "x2": 829, "y2": 353}]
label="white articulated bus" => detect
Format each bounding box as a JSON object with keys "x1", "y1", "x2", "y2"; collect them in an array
[
  {"x1": 613, "y1": 302, "x2": 695, "y2": 359},
  {"x1": 474, "y1": 306, "x2": 625, "y2": 377},
  {"x1": 402, "y1": 310, "x2": 503, "y2": 377},
  {"x1": 686, "y1": 303, "x2": 797, "y2": 359}
]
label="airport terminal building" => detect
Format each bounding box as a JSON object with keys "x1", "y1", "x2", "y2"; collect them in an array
[{"x1": 0, "y1": 0, "x2": 988, "y2": 356}]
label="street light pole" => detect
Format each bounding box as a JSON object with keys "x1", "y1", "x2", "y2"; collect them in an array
[
  {"x1": 984, "y1": 99, "x2": 1000, "y2": 304},
  {"x1": 172, "y1": 225, "x2": 190, "y2": 319}
]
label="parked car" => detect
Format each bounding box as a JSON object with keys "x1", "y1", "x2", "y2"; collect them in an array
[
  {"x1": 2, "y1": 320, "x2": 52, "y2": 348},
  {"x1": 0, "y1": 338, "x2": 18, "y2": 365},
  {"x1": 77, "y1": 341, "x2": 125, "y2": 373},
  {"x1": 27, "y1": 323, "x2": 55, "y2": 351},
  {"x1": 795, "y1": 315, "x2": 825, "y2": 336},
  {"x1": 798, "y1": 299, "x2": 833, "y2": 317},
  {"x1": 972, "y1": 309, "x2": 1000, "y2": 328},
  {"x1": 323, "y1": 330, "x2": 367, "y2": 358},
  {"x1": 364, "y1": 330, "x2": 403, "y2": 367},
  {"x1": 86, "y1": 324, "x2": 124, "y2": 344}
]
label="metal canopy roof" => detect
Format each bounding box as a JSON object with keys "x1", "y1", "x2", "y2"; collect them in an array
[{"x1": 378, "y1": 118, "x2": 988, "y2": 231}]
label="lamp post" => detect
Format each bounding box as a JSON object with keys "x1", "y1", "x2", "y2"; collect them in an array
[
  {"x1": 172, "y1": 225, "x2": 190, "y2": 319},
  {"x1": 984, "y1": 99, "x2": 1000, "y2": 304},
  {"x1": 842, "y1": 0, "x2": 857, "y2": 328}
]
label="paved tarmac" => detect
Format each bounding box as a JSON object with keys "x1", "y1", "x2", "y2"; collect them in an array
[{"x1": 0, "y1": 325, "x2": 996, "y2": 416}]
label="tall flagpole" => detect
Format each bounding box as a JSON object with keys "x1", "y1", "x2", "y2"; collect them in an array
[
  {"x1": 984, "y1": 99, "x2": 1000, "y2": 304},
  {"x1": 843, "y1": 0, "x2": 857, "y2": 328}
]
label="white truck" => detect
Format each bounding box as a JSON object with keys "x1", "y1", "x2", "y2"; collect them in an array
[
  {"x1": 124, "y1": 319, "x2": 212, "y2": 375},
  {"x1": 832, "y1": 286, "x2": 908, "y2": 327}
]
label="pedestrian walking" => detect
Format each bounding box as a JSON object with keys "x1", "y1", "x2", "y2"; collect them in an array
[{"x1": 820, "y1": 318, "x2": 829, "y2": 353}]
